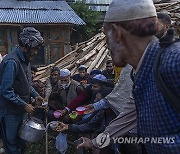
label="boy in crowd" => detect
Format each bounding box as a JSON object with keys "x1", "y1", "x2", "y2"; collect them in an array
[
  {"x1": 44, "y1": 67, "x2": 60, "y2": 101},
  {"x1": 31, "y1": 66, "x2": 45, "y2": 98},
  {"x1": 72, "y1": 65, "x2": 90, "y2": 87}
]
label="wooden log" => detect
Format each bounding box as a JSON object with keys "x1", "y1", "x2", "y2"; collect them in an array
[
  {"x1": 99, "y1": 60, "x2": 106, "y2": 71},
  {"x1": 37, "y1": 64, "x2": 54, "y2": 71},
  {"x1": 76, "y1": 41, "x2": 106, "y2": 65},
  {"x1": 71, "y1": 66, "x2": 78, "y2": 75},
  {"x1": 65, "y1": 63, "x2": 75, "y2": 70},
  {"x1": 39, "y1": 77, "x2": 48, "y2": 83},
  {"x1": 87, "y1": 46, "x2": 106, "y2": 73},
  {"x1": 57, "y1": 56, "x2": 75, "y2": 66},
  {"x1": 82, "y1": 38, "x2": 101, "y2": 52},
  {"x1": 54, "y1": 50, "x2": 77, "y2": 65},
  {"x1": 156, "y1": 2, "x2": 180, "y2": 10},
  {"x1": 82, "y1": 40, "x2": 103, "y2": 56},
  {"x1": 36, "y1": 70, "x2": 46, "y2": 76},
  {"x1": 168, "y1": 7, "x2": 180, "y2": 12},
  {"x1": 35, "y1": 70, "x2": 50, "y2": 81},
  {"x1": 85, "y1": 33, "x2": 103, "y2": 46},
  {"x1": 35, "y1": 67, "x2": 51, "y2": 78},
  {"x1": 96, "y1": 40, "x2": 106, "y2": 51},
  {"x1": 76, "y1": 45, "x2": 86, "y2": 53},
  {"x1": 96, "y1": 48, "x2": 109, "y2": 69},
  {"x1": 170, "y1": 13, "x2": 180, "y2": 18},
  {"x1": 85, "y1": 37, "x2": 98, "y2": 46},
  {"x1": 155, "y1": 2, "x2": 178, "y2": 7},
  {"x1": 82, "y1": 35, "x2": 105, "y2": 52}
]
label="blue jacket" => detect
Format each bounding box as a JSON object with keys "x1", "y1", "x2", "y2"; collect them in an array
[{"x1": 133, "y1": 38, "x2": 180, "y2": 153}]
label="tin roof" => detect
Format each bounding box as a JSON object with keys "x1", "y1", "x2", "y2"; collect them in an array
[
  {"x1": 0, "y1": 1, "x2": 85, "y2": 25},
  {"x1": 85, "y1": 0, "x2": 112, "y2": 5},
  {"x1": 75, "y1": 0, "x2": 112, "y2": 11}
]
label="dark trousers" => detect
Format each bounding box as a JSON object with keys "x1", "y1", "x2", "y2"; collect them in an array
[{"x1": 0, "y1": 114, "x2": 26, "y2": 154}]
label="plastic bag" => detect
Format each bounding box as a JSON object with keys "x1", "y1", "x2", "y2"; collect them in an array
[{"x1": 55, "y1": 133, "x2": 68, "y2": 154}]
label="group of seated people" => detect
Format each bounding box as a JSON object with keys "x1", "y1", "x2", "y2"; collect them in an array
[{"x1": 31, "y1": 60, "x2": 117, "y2": 153}]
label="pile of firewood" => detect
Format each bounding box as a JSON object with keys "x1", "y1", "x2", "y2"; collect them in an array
[
  {"x1": 35, "y1": 1, "x2": 180, "y2": 82},
  {"x1": 35, "y1": 33, "x2": 110, "y2": 82}
]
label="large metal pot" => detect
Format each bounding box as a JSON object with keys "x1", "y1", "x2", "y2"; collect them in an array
[{"x1": 18, "y1": 117, "x2": 46, "y2": 143}]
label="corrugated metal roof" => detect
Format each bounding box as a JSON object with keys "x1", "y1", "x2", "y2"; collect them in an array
[
  {"x1": 89, "y1": 5, "x2": 109, "y2": 12},
  {"x1": 85, "y1": 0, "x2": 112, "y2": 5},
  {"x1": 0, "y1": 9, "x2": 85, "y2": 25},
  {"x1": 0, "y1": 1, "x2": 85, "y2": 25},
  {"x1": 75, "y1": 0, "x2": 112, "y2": 11},
  {"x1": 0, "y1": 1, "x2": 72, "y2": 10}
]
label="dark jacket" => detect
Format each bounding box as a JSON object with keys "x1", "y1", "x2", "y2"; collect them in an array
[
  {"x1": 0, "y1": 48, "x2": 36, "y2": 114},
  {"x1": 159, "y1": 28, "x2": 175, "y2": 47}
]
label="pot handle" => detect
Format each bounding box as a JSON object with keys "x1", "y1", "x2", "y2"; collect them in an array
[
  {"x1": 45, "y1": 122, "x2": 52, "y2": 132},
  {"x1": 22, "y1": 114, "x2": 31, "y2": 124},
  {"x1": 45, "y1": 121, "x2": 60, "y2": 132}
]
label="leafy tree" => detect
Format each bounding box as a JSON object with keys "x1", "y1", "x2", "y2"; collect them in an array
[{"x1": 70, "y1": 1, "x2": 101, "y2": 43}]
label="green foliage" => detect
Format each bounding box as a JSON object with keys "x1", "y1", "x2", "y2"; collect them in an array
[{"x1": 70, "y1": 1, "x2": 102, "y2": 43}]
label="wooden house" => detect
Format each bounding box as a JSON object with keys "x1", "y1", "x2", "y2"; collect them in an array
[{"x1": 0, "y1": 0, "x2": 85, "y2": 65}]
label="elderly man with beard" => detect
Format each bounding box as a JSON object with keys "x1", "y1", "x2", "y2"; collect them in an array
[
  {"x1": 0, "y1": 27, "x2": 44, "y2": 154},
  {"x1": 77, "y1": 0, "x2": 180, "y2": 153},
  {"x1": 48, "y1": 69, "x2": 83, "y2": 116}
]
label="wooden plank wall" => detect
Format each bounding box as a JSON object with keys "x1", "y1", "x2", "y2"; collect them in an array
[
  {"x1": 49, "y1": 25, "x2": 71, "y2": 64},
  {"x1": 0, "y1": 25, "x2": 72, "y2": 65},
  {"x1": 0, "y1": 27, "x2": 8, "y2": 56}
]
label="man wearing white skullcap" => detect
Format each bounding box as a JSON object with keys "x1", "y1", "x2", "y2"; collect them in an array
[
  {"x1": 104, "y1": 0, "x2": 157, "y2": 23},
  {"x1": 48, "y1": 68, "x2": 83, "y2": 112},
  {"x1": 77, "y1": 0, "x2": 180, "y2": 153},
  {"x1": 60, "y1": 68, "x2": 71, "y2": 77}
]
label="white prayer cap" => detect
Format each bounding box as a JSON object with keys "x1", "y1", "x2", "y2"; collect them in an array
[
  {"x1": 104, "y1": 0, "x2": 157, "y2": 23},
  {"x1": 60, "y1": 68, "x2": 71, "y2": 77},
  {"x1": 78, "y1": 65, "x2": 87, "y2": 70}
]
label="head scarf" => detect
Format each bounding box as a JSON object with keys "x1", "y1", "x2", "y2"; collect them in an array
[{"x1": 20, "y1": 27, "x2": 44, "y2": 48}]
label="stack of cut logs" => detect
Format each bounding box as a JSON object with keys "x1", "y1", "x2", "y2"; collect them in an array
[
  {"x1": 35, "y1": 33, "x2": 110, "y2": 82},
  {"x1": 35, "y1": 1, "x2": 180, "y2": 82}
]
